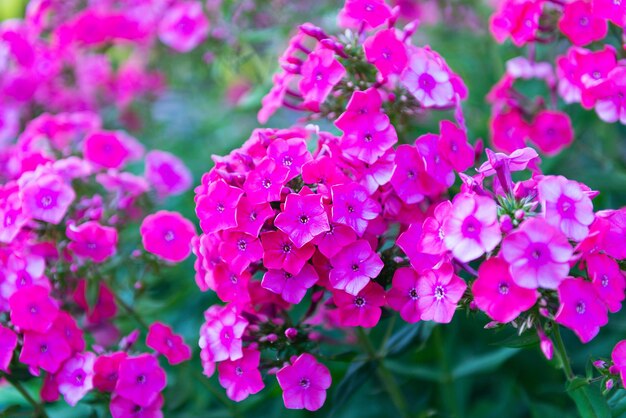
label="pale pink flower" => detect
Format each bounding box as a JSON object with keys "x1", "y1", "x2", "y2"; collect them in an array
[
  {"x1": 401, "y1": 48, "x2": 454, "y2": 108},
  {"x1": 57, "y1": 352, "x2": 95, "y2": 406},
  {"x1": 417, "y1": 263, "x2": 467, "y2": 323},
  {"x1": 159, "y1": 1, "x2": 209, "y2": 53},
  {"x1": 329, "y1": 239, "x2": 384, "y2": 295}
]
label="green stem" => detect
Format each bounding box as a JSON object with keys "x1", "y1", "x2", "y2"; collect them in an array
[
  {"x1": 434, "y1": 326, "x2": 462, "y2": 418},
  {"x1": 112, "y1": 290, "x2": 149, "y2": 330},
  {"x1": 552, "y1": 323, "x2": 575, "y2": 380},
  {"x1": 2, "y1": 373, "x2": 48, "y2": 418},
  {"x1": 356, "y1": 328, "x2": 410, "y2": 418}
]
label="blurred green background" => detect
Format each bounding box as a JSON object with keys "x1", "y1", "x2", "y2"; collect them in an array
[{"x1": 2, "y1": 0, "x2": 626, "y2": 417}]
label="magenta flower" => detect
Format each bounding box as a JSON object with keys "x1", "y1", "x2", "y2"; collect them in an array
[
  {"x1": 199, "y1": 306, "x2": 248, "y2": 362},
  {"x1": 115, "y1": 354, "x2": 167, "y2": 408},
  {"x1": 329, "y1": 239, "x2": 384, "y2": 295},
  {"x1": 339, "y1": 0, "x2": 392, "y2": 29},
  {"x1": 140, "y1": 211, "x2": 196, "y2": 263},
  {"x1": 401, "y1": 49, "x2": 454, "y2": 108},
  {"x1": 94, "y1": 352, "x2": 127, "y2": 393},
  {"x1": 261, "y1": 230, "x2": 314, "y2": 275},
  {"x1": 146, "y1": 322, "x2": 192, "y2": 365},
  {"x1": 52, "y1": 312, "x2": 85, "y2": 352},
  {"x1": 9, "y1": 285, "x2": 58, "y2": 333},
  {"x1": 420, "y1": 200, "x2": 452, "y2": 256},
  {"x1": 331, "y1": 183, "x2": 380, "y2": 236},
  {"x1": 390, "y1": 144, "x2": 429, "y2": 204},
  {"x1": 66, "y1": 221, "x2": 118, "y2": 263},
  {"x1": 299, "y1": 48, "x2": 346, "y2": 110},
  {"x1": 612, "y1": 341, "x2": 626, "y2": 389},
  {"x1": 196, "y1": 179, "x2": 244, "y2": 234},
  {"x1": 387, "y1": 267, "x2": 423, "y2": 323},
  {"x1": 19, "y1": 329, "x2": 71, "y2": 373},
  {"x1": 158, "y1": 1, "x2": 209, "y2": 53},
  {"x1": 267, "y1": 138, "x2": 312, "y2": 181},
  {"x1": 0, "y1": 187, "x2": 28, "y2": 244},
  {"x1": 276, "y1": 353, "x2": 331, "y2": 411},
  {"x1": 490, "y1": 0, "x2": 542, "y2": 47},
  {"x1": 538, "y1": 175, "x2": 594, "y2": 241},
  {"x1": 314, "y1": 223, "x2": 357, "y2": 259},
  {"x1": 19, "y1": 172, "x2": 75, "y2": 224},
  {"x1": 363, "y1": 29, "x2": 408, "y2": 77},
  {"x1": 219, "y1": 231, "x2": 263, "y2": 274},
  {"x1": 396, "y1": 223, "x2": 441, "y2": 272},
  {"x1": 558, "y1": 0, "x2": 607, "y2": 47},
  {"x1": 275, "y1": 193, "x2": 330, "y2": 248},
  {"x1": 243, "y1": 158, "x2": 289, "y2": 204},
  {"x1": 438, "y1": 120, "x2": 474, "y2": 172},
  {"x1": 341, "y1": 119, "x2": 397, "y2": 165},
  {"x1": 83, "y1": 131, "x2": 131, "y2": 169},
  {"x1": 145, "y1": 150, "x2": 193, "y2": 198},
  {"x1": 529, "y1": 111, "x2": 574, "y2": 156},
  {"x1": 0, "y1": 325, "x2": 17, "y2": 372},
  {"x1": 262, "y1": 264, "x2": 319, "y2": 304},
  {"x1": 443, "y1": 193, "x2": 501, "y2": 263},
  {"x1": 490, "y1": 108, "x2": 529, "y2": 153},
  {"x1": 110, "y1": 394, "x2": 164, "y2": 418},
  {"x1": 587, "y1": 253, "x2": 626, "y2": 313},
  {"x1": 234, "y1": 197, "x2": 274, "y2": 236},
  {"x1": 334, "y1": 282, "x2": 386, "y2": 328},
  {"x1": 335, "y1": 88, "x2": 386, "y2": 134},
  {"x1": 57, "y1": 352, "x2": 95, "y2": 406},
  {"x1": 417, "y1": 264, "x2": 467, "y2": 324},
  {"x1": 501, "y1": 217, "x2": 573, "y2": 289},
  {"x1": 217, "y1": 347, "x2": 265, "y2": 402},
  {"x1": 555, "y1": 278, "x2": 608, "y2": 343},
  {"x1": 472, "y1": 258, "x2": 537, "y2": 323}
]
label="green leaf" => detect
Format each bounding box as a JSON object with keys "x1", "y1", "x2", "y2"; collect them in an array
[
  {"x1": 492, "y1": 330, "x2": 539, "y2": 348},
  {"x1": 329, "y1": 360, "x2": 376, "y2": 417},
  {"x1": 607, "y1": 388, "x2": 626, "y2": 417},
  {"x1": 566, "y1": 377, "x2": 611, "y2": 418},
  {"x1": 452, "y1": 348, "x2": 519, "y2": 379},
  {"x1": 86, "y1": 279, "x2": 100, "y2": 312},
  {"x1": 327, "y1": 351, "x2": 359, "y2": 362},
  {"x1": 385, "y1": 322, "x2": 435, "y2": 357},
  {"x1": 384, "y1": 360, "x2": 442, "y2": 382}
]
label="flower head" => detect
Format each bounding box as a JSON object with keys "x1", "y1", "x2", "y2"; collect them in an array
[
  {"x1": 66, "y1": 221, "x2": 118, "y2": 263},
  {"x1": 329, "y1": 239, "x2": 384, "y2": 295},
  {"x1": 159, "y1": 1, "x2": 209, "y2": 53},
  {"x1": 331, "y1": 183, "x2": 380, "y2": 236},
  {"x1": 20, "y1": 172, "x2": 75, "y2": 224},
  {"x1": 417, "y1": 263, "x2": 467, "y2": 323},
  {"x1": 145, "y1": 150, "x2": 193, "y2": 198},
  {"x1": 262, "y1": 264, "x2": 319, "y2": 304},
  {"x1": 140, "y1": 211, "x2": 196, "y2": 263},
  {"x1": 114, "y1": 354, "x2": 167, "y2": 407},
  {"x1": 387, "y1": 267, "x2": 423, "y2": 323},
  {"x1": 147, "y1": 322, "x2": 192, "y2": 365},
  {"x1": 196, "y1": 179, "x2": 244, "y2": 234},
  {"x1": 10, "y1": 285, "x2": 58, "y2": 333},
  {"x1": 217, "y1": 347, "x2": 265, "y2": 402},
  {"x1": 363, "y1": 29, "x2": 408, "y2": 77},
  {"x1": 275, "y1": 193, "x2": 330, "y2": 248},
  {"x1": 402, "y1": 48, "x2": 454, "y2": 108},
  {"x1": 57, "y1": 352, "x2": 95, "y2": 406},
  {"x1": 555, "y1": 278, "x2": 608, "y2": 343},
  {"x1": 276, "y1": 353, "x2": 331, "y2": 411}
]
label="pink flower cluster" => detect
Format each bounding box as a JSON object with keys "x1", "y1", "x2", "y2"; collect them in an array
[
  {"x1": 0, "y1": 111, "x2": 195, "y2": 415},
  {"x1": 487, "y1": 0, "x2": 626, "y2": 155}
]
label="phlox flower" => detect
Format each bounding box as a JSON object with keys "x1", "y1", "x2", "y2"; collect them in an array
[
  {"x1": 267, "y1": 138, "x2": 312, "y2": 181},
  {"x1": 19, "y1": 329, "x2": 71, "y2": 373},
  {"x1": 363, "y1": 29, "x2": 408, "y2": 77},
  {"x1": 593, "y1": 67, "x2": 626, "y2": 124},
  {"x1": 302, "y1": 156, "x2": 349, "y2": 196},
  {"x1": 390, "y1": 144, "x2": 429, "y2": 204},
  {"x1": 275, "y1": 193, "x2": 330, "y2": 248},
  {"x1": 114, "y1": 354, "x2": 167, "y2": 408},
  {"x1": 158, "y1": 1, "x2": 209, "y2": 53},
  {"x1": 314, "y1": 222, "x2": 357, "y2": 258},
  {"x1": 587, "y1": 253, "x2": 626, "y2": 313},
  {"x1": 401, "y1": 48, "x2": 454, "y2": 108},
  {"x1": 417, "y1": 263, "x2": 467, "y2": 324},
  {"x1": 9, "y1": 285, "x2": 58, "y2": 333},
  {"x1": 438, "y1": 120, "x2": 474, "y2": 172},
  {"x1": 396, "y1": 223, "x2": 441, "y2": 272},
  {"x1": 212, "y1": 264, "x2": 251, "y2": 307},
  {"x1": 0, "y1": 325, "x2": 17, "y2": 372},
  {"x1": 19, "y1": 172, "x2": 75, "y2": 224},
  {"x1": 555, "y1": 278, "x2": 608, "y2": 343},
  {"x1": 234, "y1": 197, "x2": 274, "y2": 236},
  {"x1": 329, "y1": 239, "x2": 384, "y2": 295},
  {"x1": 57, "y1": 352, "x2": 95, "y2": 406},
  {"x1": 261, "y1": 230, "x2": 314, "y2": 275},
  {"x1": 262, "y1": 264, "x2": 319, "y2": 304},
  {"x1": 340, "y1": 116, "x2": 398, "y2": 165},
  {"x1": 94, "y1": 352, "x2": 127, "y2": 392},
  {"x1": 299, "y1": 48, "x2": 346, "y2": 110},
  {"x1": 277, "y1": 353, "x2": 331, "y2": 411},
  {"x1": 472, "y1": 258, "x2": 537, "y2": 323},
  {"x1": 243, "y1": 158, "x2": 289, "y2": 204},
  {"x1": 558, "y1": 0, "x2": 607, "y2": 46},
  {"x1": 110, "y1": 394, "x2": 164, "y2": 418},
  {"x1": 0, "y1": 187, "x2": 28, "y2": 243},
  {"x1": 147, "y1": 323, "x2": 192, "y2": 365},
  {"x1": 331, "y1": 183, "x2": 380, "y2": 236},
  {"x1": 199, "y1": 306, "x2": 248, "y2": 362},
  {"x1": 219, "y1": 231, "x2": 263, "y2": 275},
  {"x1": 217, "y1": 348, "x2": 265, "y2": 402},
  {"x1": 529, "y1": 111, "x2": 574, "y2": 156},
  {"x1": 442, "y1": 193, "x2": 501, "y2": 263},
  {"x1": 140, "y1": 211, "x2": 196, "y2": 263},
  {"x1": 334, "y1": 88, "x2": 387, "y2": 134},
  {"x1": 387, "y1": 267, "x2": 423, "y2": 323},
  {"x1": 333, "y1": 282, "x2": 385, "y2": 327},
  {"x1": 66, "y1": 221, "x2": 118, "y2": 263},
  {"x1": 592, "y1": 0, "x2": 626, "y2": 27},
  {"x1": 338, "y1": 0, "x2": 392, "y2": 29},
  {"x1": 490, "y1": 108, "x2": 529, "y2": 153},
  {"x1": 537, "y1": 175, "x2": 594, "y2": 241},
  {"x1": 490, "y1": 0, "x2": 543, "y2": 47},
  {"x1": 83, "y1": 131, "x2": 134, "y2": 169},
  {"x1": 196, "y1": 179, "x2": 244, "y2": 234},
  {"x1": 416, "y1": 133, "x2": 455, "y2": 191},
  {"x1": 145, "y1": 150, "x2": 193, "y2": 198},
  {"x1": 501, "y1": 217, "x2": 573, "y2": 289},
  {"x1": 420, "y1": 200, "x2": 452, "y2": 256},
  {"x1": 612, "y1": 341, "x2": 626, "y2": 389},
  {"x1": 52, "y1": 312, "x2": 85, "y2": 352}
]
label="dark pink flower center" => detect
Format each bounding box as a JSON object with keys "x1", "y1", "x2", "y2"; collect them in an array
[
  {"x1": 354, "y1": 296, "x2": 366, "y2": 307},
  {"x1": 237, "y1": 239, "x2": 247, "y2": 251},
  {"x1": 300, "y1": 377, "x2": 311, "y2": 388},
  {"x1": 576, "y1": 301, "x2": 586, "y2": 314},
  {"x1": 602, "y1": 274, "x2": 609, "y2": 287},
  {"x1": 136, "y1": 374, "x2": 147, "y2": 384},
  {"x1": 299, "y1": 215, "x2": 309, "y2": 224},
  {"x1": 434, "y1": 285, "x2": 445, "y2": 300},
  {"x1": 235, "y1": 366, "x2": 243, "y2": 376},
  {"x1": 216, "y1": 203, "x2": 225, "y2": 213},
  {"x1": 282, "y1": 243, "x2": 292, "y2": 253},
  {"x1": 351, "y1": 263, "x2": 359, "y2": 271},
  {"x1": 579, "y1": 16, "x2": 589, "y2": 26},
  {"x1": 40, "y1": 344, "x2": 48, "y2": 353},
  {"x1": 164, "y1": 231, "x2": 175, "y2": 242},
  {"x1": 409, "y1": 288, "x2": 419, "y2": 300},
  {"x1": 557, "y1": 196, "x2": 575, "y2": 217},
  {"x1": 282, "y1": 156, "x2": 293, "y2": 166},
  {"x1": 498, "y1": 282, "x2": 509, "y2": 295},
  {"x1": 461, "y1": 216, "x2": 481, "y2": 238},
  {"x1": 418, "y1": 73, "x2": 436, "y2": 92}
]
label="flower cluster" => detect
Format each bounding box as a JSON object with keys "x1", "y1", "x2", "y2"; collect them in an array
[
  {"x1": 487, "y1": 0, "x2": 626, "y2": 154},
  {"x1": 0, "y1": 111, "x2": 195, "y2": 415},
  {"x1": 192, "y1": 0, "x2": 626, "y2": 411}
]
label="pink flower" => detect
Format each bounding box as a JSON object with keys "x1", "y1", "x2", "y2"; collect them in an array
[
  {"x1": 314, "y1": 223, "x2": 357, "y2": 259},
  {"x1": 20, "y1": 329, "x2": 71, "y2": 373},
  {"x1": 401, "y1": 49, "x2": 454, "y2": 108},
  {"x1": 363, "y1": 29, "x2": 408, "y2": 77},
  {"x1": 387, "y1": 267, "x2": 423, "y2": 323},
  {"x1": 417, "y1": 263, "x2": 467, "y2": 323},
  {"x1": 490, "y1": 108, "x2": 529, "y2": 153},
  {"x1": 196, "y1": 179, "x2": 244, "y2": 234},
  {"x1": 334, "y1": 282, "x2": 386, "y2": 327},
  {"x1": 396, "y1": 223, "x2": 441, "y2": 272},
  {"x1": 9, "y1": 285, "x2": 58, "y2": 333},
  {"x1": 234, "y1": 197, "x2": 274, "y2": 236},
  {"x1": 52, "y1": 312, "x2": 85, "y2": 352},
  {"x1": 299, "y1": 48, "x2": 346, "y2": 110},
  {"x1": 592, "y1": 67, "x2": 626, "y2": 124},
  {"x1": 335, "y1": 88, "x2": 387, "y2": 134},
  {"x1": 94, "y1": 352, "x2": 127, "y2": 392},
  {"x1": 243, "y1": 158, "x2": 289, "y2": 204},
  {"x1": 145, "y1": 150, "x2": 193, "y2": 198},
  {"x1": 538, "y1": 175, "x2": 594, "y2": 241},
  {"x1": 140, "y1": 211, "x2": 196, "y2": 263},
  {"x1": 438, "y1": 120, "x2": 474, "y2": 172},
  {"x1": 217, "y1": 347, "x2": 265, "y2": 402},
  {"x1": 57, "y1": 352, "x2": 95, "y2": 406},
  {"x1": 110, "y1": 394, "x2": 163, "y2": 418},
  {"x1": 83, "y1": 131, "x2": 131, "y2": 169},
  {"x1": 267, "y1": 138, "x2": 312, "y2": 181},
  {"x1": 390, "y1": 144, "x2": 429, "y2": 204},
  {"x1": 587, "y1": 253, "x2": 626, "y2": 313},
  {"x1": 472, "y1": 258, "x2": 537, "y2": 323},
  {"x1": 339, "y1": 0, "x2": 392, "y2": 29},
  {"x1": 262, "y1": 264, "x2": 319, "y2": 304},
  {"x1": 420, "y1": 200, "x2": 452, "y2": 256},
  {"x1": 442, "y1": 193, "x2": 501, "y2": 263},
  {"x1": 490, "y1": 0, "x2": 543, "y2": 47},
  {"x1": 592, "y1": 0, "x2": 626, "y2": 27},
  {"x1": 275, "y1": 193, "x2": 330, "y2": 248},
  {"x1": 261, "y1": 230, "x2": 315, "y2": 275},
  {"x1": 340, "y1": 118, "x2": 398, "y2": 165},
  {"x1": 158, "y1": 1, "x2": 209, "y2": 53},
  {"x1": 276, "y1": 353, "x2": 331, "y2": 411},
  {"x1": 529, "y1": 111, "x2": 574, "y2": 156},
  {"x1": 555, "y1": 278, "x2": 608, "y2": 343},
  {"x1": 558, "y1": 0, "x2": 607, "y2": 46},
  {"x1": 146, "y1": 322, "x2": 192, "y2": 365},
  {"x1": 477, "y1": 147, "x2": 539, "y2": 176},
  {"x1": 331, "y1": 183, "x2": 380, "y2": 236},
  {"x1": 19, "y1": 172, "x2": 75, "y2": 224},
  {"x1": 0, "y1": 325, "x2": 17, "y2": 372},
  {"x1": 219, "y1": 231, "x2": 263, "y2": 274},
  {"x1": 329, "y1": 239, "x2": 384, "y2": 295},
  {"x1": 501, "y1": 217, "x2": 573, "y2": 289},
  {"x1": 115, "y1": 354, "x2": 167, "y2": 407},
  {"x1": 66, "y1": 221, "x2": 118, "y2": 263},
  {"x1": 199, "y1": 306, "x2": 248, "y2": 362},
  {"x1": 612, "y1": 340, "x2": 626, "y2": 389}
]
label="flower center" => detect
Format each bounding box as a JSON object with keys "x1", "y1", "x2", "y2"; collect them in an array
[
  {"x1": 579, "y1": 16, "x2": 589, "y2": 26},
  {"x1": 498, "y1": 282, "x2": 509, "y2": 295},
  {"x1": 282, "y1": 156, "x2": 293, "y2": 166},
  {"x1": 136, "y1": 374, "x2": 146, "y2": 384},
  {"x1": 164, "y1": 231, "x2": 175, "y2": 242},
  {"x1": 592, "y1": 70, "x2": 601, "y2": 80},
  {"x1": 262, "y1": 178, "x2": 272, "y2": 189},
  {"x1": 235, "y1": 366, "x2": 243, "y2": 376},
  {"x1": 216, "y1": 203, "x2": 225, "y2": 213},
  {"x1": 576, "y1": 301, "x2": 586, "y2": 314},
  {"x1": 364, "y1": 133, "x2": 373, "y2": 143},
  {"x1": 237, "y1": 239, "x2": 247, "y2": 251},
  {"x1": 282, "y1": 243, "x2": 292, "y2": 253},
  {"x1": 409, "y1": 288, "x2": 419, "y2": 300},
  {"x1": 299, "y1": 215, "x2": 309, "y2": 224},
  {"x1": 351, "y1": 263, "x2": 359, "y2": 271},
  {"x1": 602, "y1": 274, "x2": 609, "y2": 287},
  {"x1": 40, "y1": 195, "x2": 53, "y2": 208},
  {"x1": 354, "y1": 297, "x2": 365, "y2": 307},
  {"x1": 418, "y1": 73, "x2": 436, "y2": 92},
  {"x1": 300, "y1": 377, "x2": 311, "y2": 388},
  {"x1": 434, "y1": 285, "x2": 445, "y2": 300},
  {"x1": 40, "y1": 344, "x2": 48, "y2": 353}
]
